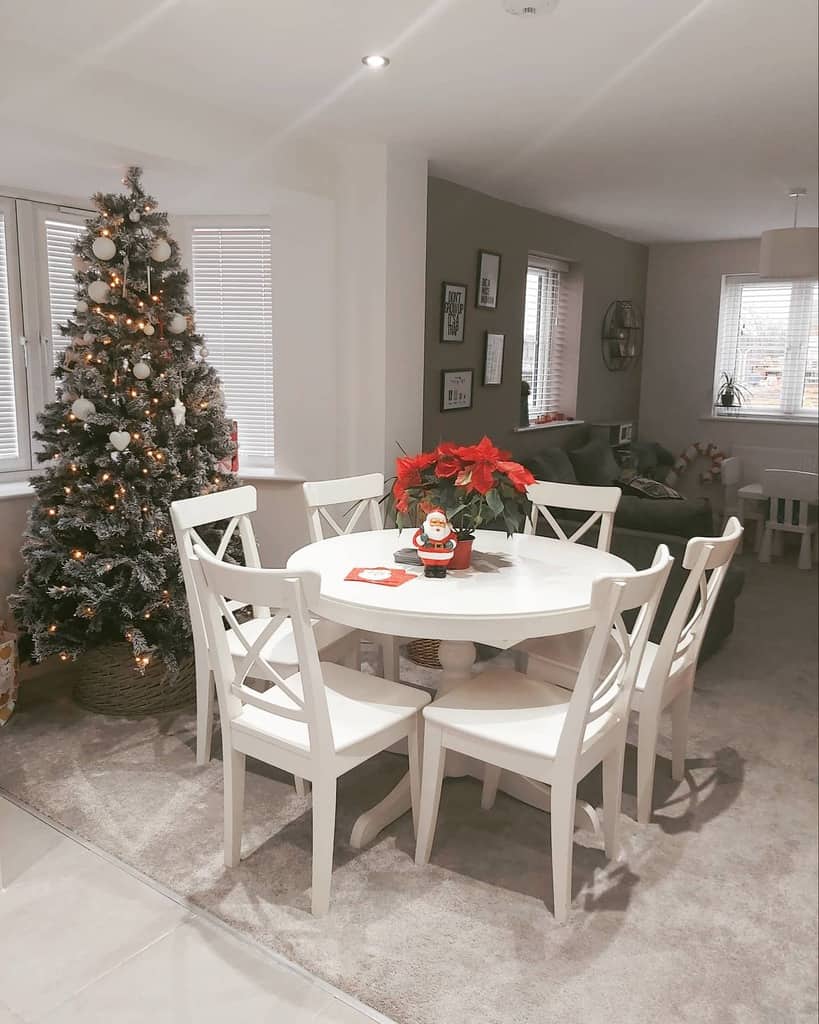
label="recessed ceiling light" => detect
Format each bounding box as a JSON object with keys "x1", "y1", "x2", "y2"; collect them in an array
[
  {"x1": 503, "y1": 0, "x2": 559, "y2": 14},
  {"x1": 362, "y1": 55, "x2": 390, "y2": 69}
]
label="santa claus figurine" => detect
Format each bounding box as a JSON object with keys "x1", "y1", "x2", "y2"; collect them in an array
[{"x1": 412, "y1": 508, "x2": 457, "y2": 578}]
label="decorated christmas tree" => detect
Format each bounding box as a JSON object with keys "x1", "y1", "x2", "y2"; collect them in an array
[{"x1": 10, "y1": 167, "x2": 235, "y2": 678}]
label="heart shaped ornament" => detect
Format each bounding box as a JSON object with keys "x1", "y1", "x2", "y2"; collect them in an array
[{"x1": 109, "y1": 431, "x2": 131, "y2": 451}]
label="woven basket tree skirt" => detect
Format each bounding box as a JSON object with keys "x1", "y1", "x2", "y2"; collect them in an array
[{"x1": 71, "y1": 644, "x2": 195, "y2": 717}]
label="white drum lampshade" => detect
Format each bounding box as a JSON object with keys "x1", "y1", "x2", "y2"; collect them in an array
[{"x1": 759, "y1": 227, "x2": 819, "y2": 279}]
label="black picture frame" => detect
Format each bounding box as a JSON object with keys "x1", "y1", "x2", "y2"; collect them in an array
[
  {"x1": 440, "y1": 282, "x2": 467, "y2": 342},
  {"x1": 475, "y1": 250, "x2": 502, "y2": 310},
  {"x1": 440, "y1": 368, "x2": 474, "y2": 412},
  {"x1": 483, "y1": 332, "x2": 505, "y2": 385}
]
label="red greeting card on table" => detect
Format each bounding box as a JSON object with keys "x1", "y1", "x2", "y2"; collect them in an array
[{"x1": 345, "y1": 567, "x2": 417, "y2": 587}]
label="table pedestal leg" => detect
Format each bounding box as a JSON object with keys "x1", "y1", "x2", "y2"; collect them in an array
[{"x1": 350, "y1": 639, "x2": 477, "y2": 848}]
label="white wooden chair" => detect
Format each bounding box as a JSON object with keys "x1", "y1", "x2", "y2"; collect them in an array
[
  {"x1": 189, "y1": 542, "x2": 429, "y2": 915},
  {"x1": 527, "y1": 518, "x2": 743, "y2": 823},
  {"x1": 524, "y1": 480, "x2": 622, "y2": 551},
  {"x1": 171, "y1": 486, "x2": 359, "y2": 768},
  {"x1": 515, "y1": 480, "x2": 621, "y2": 670},
  {"x1": 414, "y1": 546, "x2": 673, "y2": 924},
  {"x1": 758, "y1": 470, "x2": 819, "y2": 571},
  {"x1": 302, "y1": 473, "x2": 400, "y2": 681}
]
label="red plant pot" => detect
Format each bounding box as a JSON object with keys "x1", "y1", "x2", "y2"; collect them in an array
[{"x1": 448, "y1": 537, "x2": 474, "y2": 570}]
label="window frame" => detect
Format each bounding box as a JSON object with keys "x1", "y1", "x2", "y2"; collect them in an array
[
  {"x1": 522, "y1": 255, "x2": 570, "y2": 421},
  {"x1": 0, "y1": 196, "x2": 31, "y2": 475},
  {"x1": 0, "y1": 195, "x2": 91, "y2": 481},
  {"x1": 713, "y1": 273, "x2": 819, "y2": 422}
]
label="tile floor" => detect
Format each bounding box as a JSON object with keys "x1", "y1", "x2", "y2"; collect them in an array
[{"x1": 0, "y1": 796, "x2": 392, "y2": 1024}]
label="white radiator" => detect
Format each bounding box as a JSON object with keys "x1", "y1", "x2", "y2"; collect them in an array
[{"x1": 732, "y1": 445, "x2": 818, "y2": 484}]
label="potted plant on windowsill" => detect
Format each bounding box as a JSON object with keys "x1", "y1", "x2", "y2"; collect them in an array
[
  {"x1": 387, "y1": 437, "x2": 535, "y2": 569},
  {"x1": 716, "y1": 373, "x2": 750, "y2": 409}
]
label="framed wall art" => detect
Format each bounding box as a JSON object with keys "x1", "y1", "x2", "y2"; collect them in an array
[
  {"x1": 440, "y1": 282, "x2": 467, "y2": 342},
  {"x1": 483, "y1": 332, "x2": 505, "y2": 385},
  {"x1": 441, "y1": 368, "x2": 473, "y2": 411},
  {"x1": 476, "y1": 250, "x2": 501, "y2": 310}
]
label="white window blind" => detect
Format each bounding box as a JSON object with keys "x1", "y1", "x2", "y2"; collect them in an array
[
  {"x1": 44, "y1": 219, "x2": 85, "y2": 371},
  {"x1": 714, "y1": 275, "x2": 819, "y2": 419},
  {"x1": 522, "y1": 257, "x2": 570, "y2": 418},
  {"x1": 0, "y1": 212, "x2": 20, "y2": 462},
  {"x1": 192, "y1": 227, "x2": 274, "y2": 462}
]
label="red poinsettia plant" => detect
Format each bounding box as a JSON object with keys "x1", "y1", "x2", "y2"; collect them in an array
[{"x1": 389, "y1": 436, "x2": 535, "y2": 538}]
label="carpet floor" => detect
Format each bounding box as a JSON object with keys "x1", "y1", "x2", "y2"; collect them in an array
[{"x1": 1, "y1": 555, "x2": 817, "y2": 1024}]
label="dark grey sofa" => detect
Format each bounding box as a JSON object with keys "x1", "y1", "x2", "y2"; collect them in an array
[{"x1": 520, "y1": 443, "x2": 744, "y2": 660}]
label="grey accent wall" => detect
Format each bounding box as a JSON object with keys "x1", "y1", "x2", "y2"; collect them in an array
[
  {"x1": 423, "y1": 177, "x2": 649, "y2": 460},
  {"x1": 640, "y1": 239, "x2": 819, "y2": 468}
]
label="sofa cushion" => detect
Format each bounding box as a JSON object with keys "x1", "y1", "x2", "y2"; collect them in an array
[
  {"x1": 622, "y1": 475, "x2": 683, "y2": 500},
  {"x1": 567, "y1": 438, "x2": 621, "y2": 486},
  {"x1": 526, "y1": 447, "x2": 577, "y2": 484}
]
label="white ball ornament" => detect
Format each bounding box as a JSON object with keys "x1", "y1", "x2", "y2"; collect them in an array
[
  {"x1": 71, "y1": 397, "x2": 96, "y2": 421},
  {"x1": 88, "y1": 280, "x2": 110, "y2": 304},
  {"x1": 92, "y1": 235, "x2": 116, "y2": 261},
  {"x1": 150, "y1": 238, "x2": 171, "y2": 263},
  {"x1": 167, "y1": 313, "x2": 187, "y2": 335},
  {"x1": 132, "y1": 360, "x2": 151, "y2": 380},
  {"x1": 129, "y1": 210, "x2": 141, "y2": 223},
  {"x1": 75, "y1": 300, "x2": 88, "y2": 314},
  {"x1": 199, "y1": 346, "x2": 210, "y2": 358},
  {"x1": 142, "y1": 323, "x2": 155, "y2": 337}
]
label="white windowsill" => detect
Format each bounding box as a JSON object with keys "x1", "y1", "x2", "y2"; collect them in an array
[
  {"x1": 0, "y1": 480, "x2": 35, "y2": 501},
  {"x1": 513, "y1": 419, "x2": 584, "y2": 433},
  {"x1": 238, "y1": 467, "x2": 305, "y2": 484},
  {"x1": 700, "y1": 414, "x2": 819, "y2": 427}
]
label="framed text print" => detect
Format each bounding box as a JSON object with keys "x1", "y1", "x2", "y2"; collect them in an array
[
  {"x1": 441, "y1": 369, "x2": 474, "y2": 411},
  {"x1": 476, "y1": 250, "x2": 501, "y2": 310},
  {"x1": 483, "y1": 332, "x2": 505, "y2": 385},
  {"x1": 441, "y1": 282, "x2": 467, "y2": 342}
]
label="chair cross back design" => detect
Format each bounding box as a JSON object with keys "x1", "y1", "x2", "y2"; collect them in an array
[
  {"x1": 188, "y1": 542, "x2": 429, "y2": 916},
  {"x1": 171, "y1": 487, "x2": 267, "y2": 764},
  {"x1": 301, "y1": 473, "x2": 400, "y2": 682},
  {"x1": 414, "y1": 547, "x2": 673, "y2": 923},
  {"x1": 630, "y1": 517, "x2": 743, "y2": 821},
  {"x1": 303, "y1": 473, "x2": 385, "y2": 543},
  {"x1": 191, "y1": 547, "x2": 332, "y2": 749},
  {"x1": 171, "y1": 485, "x2": 358, "y2": 769},
  {"x1": 524, "y1": 480, "x2": 621, "y2": 552}
]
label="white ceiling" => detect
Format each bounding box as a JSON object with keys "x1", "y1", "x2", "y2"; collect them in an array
[{"x1": 1, "y1": 0, "x2": 816, "y2": 242}]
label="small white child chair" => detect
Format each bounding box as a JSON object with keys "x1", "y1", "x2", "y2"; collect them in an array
[
  {"x1": 721, "y1": 456, "x2": 763, "y2": 552},
  {"x1": 302, "y1": 473, "x2": 401, "y2": 680},
  {"x1": 758, "y1": 470, "x2": 819, "y2": 570},
  {"x1": 190, "y1": 543, "x2": 430, "y2": 916},
  {"x1": 524, "y1": 480, "x2": 622, "y2": 551},
  {"x1": 171, "y1": 486, "x2": 359, "y2": 767},
  {"x1": 527, "y1": 518, "x2": 743, "y2": 823},
  {"x1": 414, "y1": 547, "x2": 673, "y2": 924}
]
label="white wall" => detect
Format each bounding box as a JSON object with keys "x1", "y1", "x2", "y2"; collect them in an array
[
  {"x1": 639, "y1": 238, "x2": 819, "y2": 494},
  {"x1": 333, "y1": 145, "x2": 428, "y2": 479}
]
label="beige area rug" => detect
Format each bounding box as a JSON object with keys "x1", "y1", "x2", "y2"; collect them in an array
[{"x1": 1, "y1": 556, "x2": 817, "y2": 1024}]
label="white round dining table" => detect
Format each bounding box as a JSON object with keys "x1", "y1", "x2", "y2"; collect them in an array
[{"x1": 287, "y1": 528, "x2": 634, "y2": 846}]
